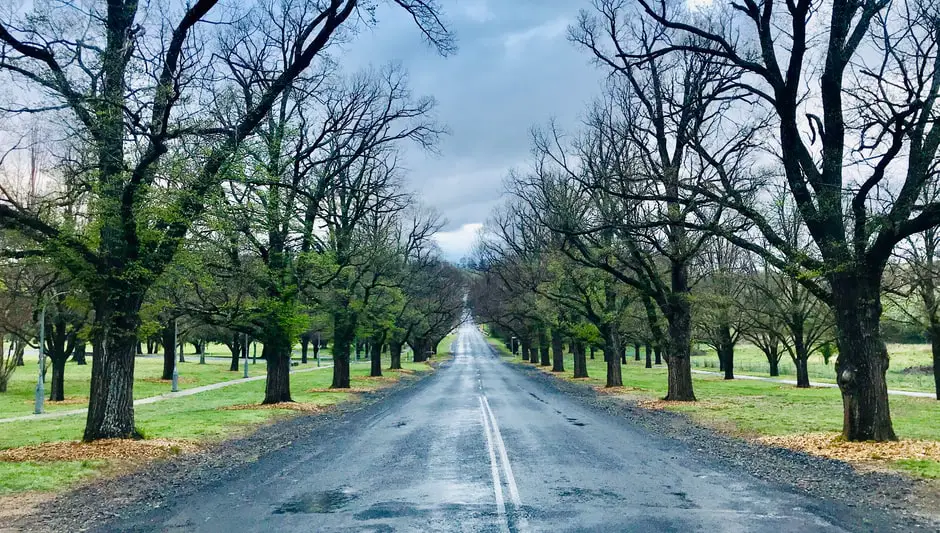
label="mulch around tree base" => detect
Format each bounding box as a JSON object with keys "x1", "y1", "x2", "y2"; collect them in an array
[
  {"x1": 756, "y1": 433, "x2": 940, "y2": 464},
  {"x1": 218, "y1": 402, "x2": 328, "y2": 413},
  {"x1": 0, "y1": 439, "x2": 199, "y2": 463}
]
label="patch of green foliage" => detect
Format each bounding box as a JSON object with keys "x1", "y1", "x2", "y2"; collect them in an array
[
  {"x1": 893, "y1": 459, "x2": 940, "y2": 479},
  {"x1": 0, "y1": 460, "x2": 105, "y2": 494}
]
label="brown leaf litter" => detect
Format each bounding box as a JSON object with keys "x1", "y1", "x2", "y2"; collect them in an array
[
  {"x1": 22, "y1": 396, "x2": 87, "y2": 406},
  {"x1": 0, "y1": 438, "x2": 199, "y2": 463},
  {"x1": 219, "y1": 402, "x2": 328, "y2": 413},
  {"x1": 306, "y1": 387, "x2": 373, "y2": 393},
  {"x1": 755, "y1": 432, "x2": 940, "y2": 464}
]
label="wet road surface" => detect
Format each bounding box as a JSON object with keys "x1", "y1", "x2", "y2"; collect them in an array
[{"x1": 109, "y1": 323, "x2": 888, "y2": 532}]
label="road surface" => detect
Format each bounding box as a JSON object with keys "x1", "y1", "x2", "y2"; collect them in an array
[{"x1": 109, "y1": 323, "x2": 889, "y2": 532}]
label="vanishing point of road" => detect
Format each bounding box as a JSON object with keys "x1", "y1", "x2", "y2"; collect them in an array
[{"x1": 109, "y1": 322, "x2": 889, "y2": 532}]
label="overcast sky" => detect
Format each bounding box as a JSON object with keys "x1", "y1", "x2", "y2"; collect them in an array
[{"x1": 344, "y1": 0, "x2": 601, "y2": 261}]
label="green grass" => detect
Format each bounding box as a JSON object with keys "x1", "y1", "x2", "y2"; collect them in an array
[
  {"x1": 0, "y1": 460, "x2": 105, "y2": 494},
  {"x1": 894, "y1": 459, "x2": 940, "y2": 479},
  {"x1": 498, "y1": 344, "x2": 940, "y2": 478},
  {"x1": 0, "y1": 355, "x2": 434, "y2": 495},
  {"x1": 688, "y1": 342, "x2": 936, "y2": 393}
]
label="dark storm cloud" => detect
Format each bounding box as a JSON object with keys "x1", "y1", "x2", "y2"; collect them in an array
[{"x1": 342, "y1": 1, "x2": 601, "y2": 259}]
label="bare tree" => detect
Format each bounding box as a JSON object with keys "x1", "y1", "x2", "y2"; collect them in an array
[{"x1": 632, "y1": 0, "x2": 940, "y2": 440}]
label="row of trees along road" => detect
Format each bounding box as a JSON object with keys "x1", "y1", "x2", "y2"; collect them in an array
[
  {"x1": 0, "y1": 0, "x2": 461, "y2": 441},
  {"x1": 470, "y1": 0, "x2": 940, "y2": 442}
]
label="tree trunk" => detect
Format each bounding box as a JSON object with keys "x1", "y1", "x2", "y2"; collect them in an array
[
  {"x1": 529, "y1": 346, "x2": 539, "y2": 364},
  {"x1": 331, "y1": 308, "x2": 356, "y2": 389},
  {"x1": 301, "y1": 337, "x2": 309, "y2": 364},
  {"x1": 136, "y1": 342, "x2": 142, "y2": 355},
  {"x1": 389, "y1": 341, "x2": 403, "y2": 370},
  {"x1": 73, "y1": 342, "x2": 87, "y2": 365},
  {"x1": 161, "y1": 324, "x2": 175, "y2": 381},
  {"x1": 620, "y1": 346, "x2": 627, "y2": 365},
  {"x1": 932, "y1": 330, "x2": 940, "y2": 401},
  {"x1": 655, "y1": 345, "x2": 662, "y2": 365},
  {"x1": 83, "y1": 306, "x2": 140, "y2": 441},
  {"x1": 228, "y1": 335, "x2": 241, "y2": 371},
  {"x1": 768, "y1": 353, "x2": 780, "y2": 377},
  {"x1": 634, "y1": 341, "x2": 641, "y2": 361},
  {"x1": 794, "y1": 356, "x2": 810, "y2": 388},
  {"x1": 572, "y1": 341, "x2": 588, "y2": 378},
  {"x1": 831, "y1": 278, "x2": 896, "y2": 441},
  {"x1": 551, "y1": 333, "x2": 564, "y2": 372},
  {"x1": 520, "y1": 339, "x2": 530, "y2": 362},
  {"x1": 313, "y1": 340, "x2": 320, "y2": 362},
  {"x1": 539, "y1": 342, "x2": 550, "y2": 367},
  {"x1": 589, "y1": 346, "x2": 595, "y2": 360},
  {"x1": 645, "y1": 345, "x2": 652, "y2": 369},
  {"x1": 49, "y1": 355, "x2": 67, "y2": 402},
  {"x1": 664, "y1": 301, "x2": 695, "y2": 401},
  {"x1": 602, "y1": 326, "x2": 623, "y2": 387},
  {"x1": 262, "y1": 340, "x2": 292, "y2": 404},
  {"x1": 370, "y1": 335, "x2": 384, "y2": 377}
]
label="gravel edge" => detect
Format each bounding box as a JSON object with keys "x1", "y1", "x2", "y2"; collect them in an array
[{"x1": 508, "y1": 360, "x2": 940, "y2": 531}]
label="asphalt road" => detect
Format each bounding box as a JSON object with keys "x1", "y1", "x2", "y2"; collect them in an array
[{"x1": 109, "y1": 322, "x2": 889, "y2": 532}]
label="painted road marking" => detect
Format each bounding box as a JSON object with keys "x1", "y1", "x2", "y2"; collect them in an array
[
  {"x1": 480, "y1": 396, "x2": 511, "y2": 533},
  {"x1": 480, "y1": 394, "x2": 530, "y2": 533}
]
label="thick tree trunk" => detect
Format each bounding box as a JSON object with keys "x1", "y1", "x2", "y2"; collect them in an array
[
  {"x1": 529, "y1": 346, "x2": 539, "y2": 364},
  {"x1": 331, "y1": 308, "x2": 356, "y2": 389},
  {"x1": 49, "y1": 355, "x2": 67, "y2": 402},
  {"x1": 520, "y1": 339, "x2": 530, "y2": 362},
  {"x1": 136, "y1": 342, "x2": 142, "y2": 355},
  {"x1": 83, "y1": 308, "x2": 140, "y2": 441},
  {"x1": 768, "y1": 353, "x2": 780, "y2": 377},
  {"x1": 664, "y1": 302, "x2": 695, "y2": 401},
  {"x1": 832, "y1": 278, "x2": 896, "y2": 441},
  {"x1": 73, "y1": 342, "x2": 87, "y2": 365},
  {"x1": 389, "y1": 341, "x2": 403, "y2": 370},
  {"x1": 370, "y1": 336, "x2": 384, "y2": 377},
  {"x1": 932, "y1": 331, "x2": 940, "y2": 401},
  {"x1": 634, "y1": 341, "x2": 641, "y2": 361},
  {"x1": 589, "y1": 346, "x2": 595, "y2": 360},
  {"x1": 551, "y1": 333, "x2": 564, "y2": 372},
  {"x1": 794, "y1": 357, "x2": 810, "y2": 388},
  {"x1": 161, "y1": 325, "x2": 175, "y2": 380},
  {"x1": 228, "y1": 336, "x2": 241, "y2": 372},
  {"x1": 572, "y1": 341, "x2": 588, "y2": 378},
  {"x1": 313, "y1": 341, "x2": 320, "y2": 362},
  {"x1": 539, "y1": 343, "x2": 550, "y2": 367},
  {"x1": 645, "y1": 345, "x2": 652, "y2": 369},
  {"x1": 655, "y1": 345, "x2": 662, "y2": 365},
  {"x1": 620, "y1": 347, "x2": 627, "y2": 365},
  {"x1": 301, "y1": 337, "x2": 309, "y2": 364},
  {"x1": 262, "y1": 341, "x2": 292, "y2": 404},
  {"x1": 602, "y1": 326, "x2": 623, "y2": 387}
]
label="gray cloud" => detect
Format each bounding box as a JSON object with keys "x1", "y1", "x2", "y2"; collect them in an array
[{"x1": 344, "y1": 1, "x2": 601, "y2": 259}]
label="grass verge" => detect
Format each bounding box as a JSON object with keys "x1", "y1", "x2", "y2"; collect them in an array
[
  {"x1": 0, "y1": 356, "x2": 433, "y2": 496},
  {"x1": 495, "y1": 342, "x2": 940, "y2": 479}
]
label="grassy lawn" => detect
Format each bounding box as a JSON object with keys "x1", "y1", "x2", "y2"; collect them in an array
[
  {"x1": 688, "y1": 342, "x2": 935, "y2": 393},
  {"x1": 0, "y1": 355, "x2": 433, "y2": 495},
  {"x1": 495, "y1": 342, "x2": 940, "y2": 478},
  {"x1": 0, "y1": 344, "x2": 338, "y2": 419}
]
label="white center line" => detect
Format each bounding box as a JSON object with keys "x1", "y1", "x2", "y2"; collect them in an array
[
  {"x1": 480, "y1": 396, "x2": 511, "y2": 533},
  {"x1": 481, "y1": 395, "x2": 530, "y2": 533}
]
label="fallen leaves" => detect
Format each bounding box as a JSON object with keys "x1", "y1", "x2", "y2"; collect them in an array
[
  {"x1": 22, "y1": 396, "x2": 87, "y2": 406},
  {"x1": 0, "y1": 439, "x2": 199, "y2": 463},
  {"x1": 305, "y1": 387, "x2": 373, "y2": 393},
  {"x1": 219, "y1": 402, "x2": 328, "y2": 413},
  {"x1": 755, "y1": 433, "x2": 940, "y2": 463}
]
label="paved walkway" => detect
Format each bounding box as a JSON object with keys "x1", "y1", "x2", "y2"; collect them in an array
[
  {"x1": 691, "y1": 369, "x2": 935, "y2": 398},
  {"x1": 0, "y1": 364, "x2": 335, "y2": 424}
]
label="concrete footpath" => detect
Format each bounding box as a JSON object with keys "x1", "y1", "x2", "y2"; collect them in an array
[{"x1": 0, "y1": 364, "x2": 335, "y2": 424}]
